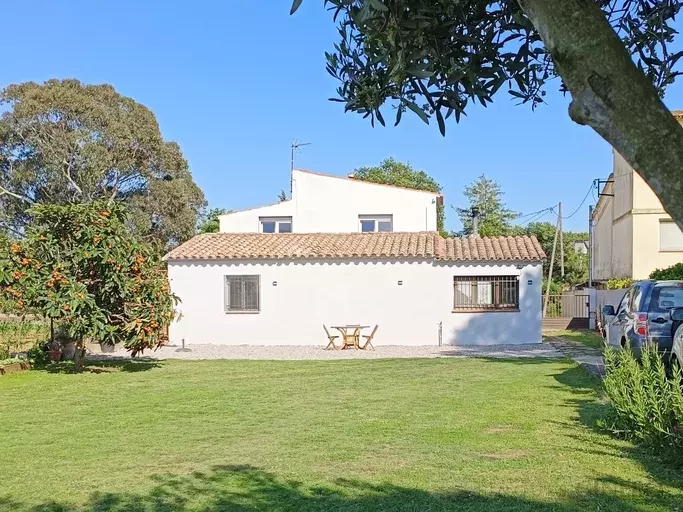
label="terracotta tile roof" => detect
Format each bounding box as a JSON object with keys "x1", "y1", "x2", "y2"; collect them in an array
[
  {"x1": 438, "y1": 235, "x2": 546, "y2": 261},
  {"x1": 164, "y1": 232, "x2": 545, "y2": 262}
]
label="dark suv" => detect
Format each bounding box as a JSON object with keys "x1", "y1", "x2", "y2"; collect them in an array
[{"x1": 602, "y1": 280, "x2": 683, "y2": 355}]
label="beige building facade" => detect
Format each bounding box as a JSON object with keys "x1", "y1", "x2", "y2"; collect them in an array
[{"x1": 592, "y1": 151, "x2": 683, "y2": 281}]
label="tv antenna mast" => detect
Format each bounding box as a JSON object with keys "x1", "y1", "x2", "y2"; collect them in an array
[
  {"x1": 290, "y1": 140, "x2": 311, "y2": 194},
  {"x1": 291, "y1": 140, "x2": 311, "y2": 172}
]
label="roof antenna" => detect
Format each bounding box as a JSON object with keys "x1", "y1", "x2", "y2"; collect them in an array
[{"x1": 290, "y1": 140, "x2": 311, "y2": 194}]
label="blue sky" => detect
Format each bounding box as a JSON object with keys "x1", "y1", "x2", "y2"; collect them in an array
[{"x1": 2, "y1": 1, "x2": 683, "y2": 233}]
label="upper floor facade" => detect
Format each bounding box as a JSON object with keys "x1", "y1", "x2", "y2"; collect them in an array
[
  {"x1": 593, "y1": 150, "x2": 683, "y2": 281},
  {"x1": 219, "y1": 169, "x2": 442, "y2": 234}
]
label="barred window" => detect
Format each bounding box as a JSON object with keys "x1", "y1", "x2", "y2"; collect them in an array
[
  {"x1": 225, "y1": 275, "x2": 260, "y2": 313},
  {"x1": 453, "y1": 276, "x2": 519, "y2": 311}
]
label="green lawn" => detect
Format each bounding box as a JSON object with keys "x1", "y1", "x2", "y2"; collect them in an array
[
  {"x1": 0, "y1": 357, "x2": 681, "y2": 511},
  {"x1": 545, "y1": 329, "x2": 607, "y2": 350}
]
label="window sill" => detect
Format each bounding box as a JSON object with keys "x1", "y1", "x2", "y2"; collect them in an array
[
  {"x1": 225, "y1": 310, "x2": 260, "y2": 315},
  {"x1": 452, "y1": 308, "x2": 520, "y2": 313}
]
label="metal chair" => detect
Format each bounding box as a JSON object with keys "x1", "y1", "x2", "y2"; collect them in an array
[
  {"x1": 360, "y1": 325, "x2": 378, "y2": 350},
  {"x1": 323, "y1": 325, "x2": 339, "y2": 350}
]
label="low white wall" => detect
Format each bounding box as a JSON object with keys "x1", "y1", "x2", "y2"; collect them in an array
[{"x1": 167, "y1": 259, "x2": 542, "y2": 346}]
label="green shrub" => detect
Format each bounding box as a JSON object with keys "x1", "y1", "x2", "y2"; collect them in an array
[
  {"x1": 601, "y1": 344, "x2": 683, "y2": 463},
  {"x1": 0, "y1": 357, "x2": 23, "y2": 366},
  {"x1": 650, "y1": 262, "x2": 683, "y2": 280},
  {"x1": 607, "y1": 277, "x2": 634, "y2": 290},
  {"x1": 26, "y1": 342, "x2": 50, "y2": 366}
]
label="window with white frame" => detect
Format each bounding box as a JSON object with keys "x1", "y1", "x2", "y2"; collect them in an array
[
  {"x1": 259, "y1": 217, "x2": 292, "y2": 233},
  {"x1": 359, "y1": 215, "x2": 393, "y2": 233},
  {"x1": 224, "y1": 275, "x2": 260, "y2": 313},
  {"x1": 659, "y1": 219, "x2": 683, "y2": 251},
  {"x1": 453, "y1": 276, "x2": 519, "y2": 311}
]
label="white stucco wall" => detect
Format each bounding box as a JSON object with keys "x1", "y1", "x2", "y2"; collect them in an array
[
  {"x1": 167, "y1": 259, "x2": 542, "y2": 346},
  {"x1": 218, "y1": 169, "x2": 440, "y2": 234}
]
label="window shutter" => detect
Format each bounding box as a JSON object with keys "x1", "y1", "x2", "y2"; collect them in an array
[{"x1": 225, "y1": 275, "x2": 260, "y2": 312}]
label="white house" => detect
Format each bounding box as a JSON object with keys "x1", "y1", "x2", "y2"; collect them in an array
[
  {"x1": 218, "y1": 169, "x2": 441, "y2": 234},
  {"x1": 164, "y1": 169, "x2": 545, "y2": 346}
]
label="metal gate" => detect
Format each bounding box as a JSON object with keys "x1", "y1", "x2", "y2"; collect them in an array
[{"x1": 542, "y1": 294, "x2": 590, "y2": 330}]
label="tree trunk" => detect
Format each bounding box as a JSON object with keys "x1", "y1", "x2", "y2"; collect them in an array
[
  {"x1": 74, "y1": 339, "x2": 85, "y2": 372},
  {"x1": 517, "y1": 0, "x2": 683, "y2": 231}
]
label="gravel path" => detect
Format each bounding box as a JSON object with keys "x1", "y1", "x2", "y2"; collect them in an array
[{"x1": 91, "y1": 343, "x2": 562, "y2": 361}]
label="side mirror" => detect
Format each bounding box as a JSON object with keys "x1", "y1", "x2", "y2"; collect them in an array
[
  {"x1": 671, "y1": 308, "x2": 683, "y2": 321},
  {"x1": 602, "y1": 305, "x2": 616, "y2": 317}
]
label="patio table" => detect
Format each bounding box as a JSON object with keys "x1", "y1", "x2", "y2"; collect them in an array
[{"x1": 331, "y1": 325, "x2": 370, "y2": 350}]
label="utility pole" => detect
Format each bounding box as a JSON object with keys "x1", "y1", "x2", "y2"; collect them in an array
[
  {"x1": 543, "y1": 212, "x2": 561, "y2": 317},
  {"x1": 559, "y1": 202, "x2": 564, "y2": 278},
  {"x1": 588, "y1": 204, "x2": 594, "y2": 287}
]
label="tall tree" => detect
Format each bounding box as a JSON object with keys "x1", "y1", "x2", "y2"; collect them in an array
[
  {"x1": 290, "y1": 1, "x2": 683, "y2": 231},
  {"x1": 459, "y1": 175, "x2": 517, "y2": 236},
  {"x1": 197, "y1": 208, "x2": 231, "y2": 234},
  {"x1": 0, "y1": 79, "x2": 206, "y2": 249},
  {"x1": 353, "y1": 158, "x2": 445, "y2": 233},
  {"x1": 525, "y1": 221, "x2": 589, "y2": 287}
]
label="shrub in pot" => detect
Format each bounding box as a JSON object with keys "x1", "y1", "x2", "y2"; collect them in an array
[
  {"x1": 45, "y1": 340, "x2": 62, "y2": 363},
  {"x1": 54, "y1": 323, "x2": 78, "y2": 360}
]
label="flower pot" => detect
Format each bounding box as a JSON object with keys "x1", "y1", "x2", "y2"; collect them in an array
[
  {"x1": 47, "y1": 350, "x2": 62, "y2": 363},
  {"x1": 100, "y1": 342, "x2": 116, "y2": 354},
  {"x1": 61, "y1": 342, "x2": 77, "y2": 360}
]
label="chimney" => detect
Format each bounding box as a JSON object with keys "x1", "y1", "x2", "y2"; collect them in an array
[{"x1": 471, "y1": 206, "x2": 480, "y2": 237}]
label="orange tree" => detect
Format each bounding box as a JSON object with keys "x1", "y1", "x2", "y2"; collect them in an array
[{"x1": 0, "y1": 201, "x2": 176, "y2": 368}]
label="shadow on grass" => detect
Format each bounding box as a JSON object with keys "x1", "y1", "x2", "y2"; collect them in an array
[
  {"x1": 32, "y1": 358, "x2": 161, "y2": 374},
  {"x1": 474, "y1": 356, "x2": 683, "y2": 493},
  {"x1": 551, "y1": 363, "x2": 683, "y2": 492},
  {"x1": 2, "y1": 464, "x2": 682, "y2": 512}
]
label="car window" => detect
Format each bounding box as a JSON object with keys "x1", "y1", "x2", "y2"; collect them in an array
[
  {"x1": 649, "y1": 286, "x2": 683, "y2": 313},
  {"x1": 616, "y1": 290, "x2": 630, "y2": 315},
  {"x1": 630, "y1": 286, "x2": 644, "y2": 312}
]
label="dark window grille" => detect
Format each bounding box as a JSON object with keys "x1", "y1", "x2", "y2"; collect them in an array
[
  {"x1": 453, "y1": 276, "x2": 519, "y2": 311},
  {"x1": 225, "y1": 275, "x2": 260, "y2": 312}
]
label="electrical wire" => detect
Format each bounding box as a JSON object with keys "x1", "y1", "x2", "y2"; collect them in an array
[
  {"x1": 517, "y1": 209, "x2": 552, "y2": 226},
  {"x1": 515, "y1": 206, "x2": 555, "y2": 221},
  {"x1": 553, "y1": 182, "x2": 596, "y2": 220}
]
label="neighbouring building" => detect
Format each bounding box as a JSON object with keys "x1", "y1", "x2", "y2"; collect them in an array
[
  {"x1": 164, "y1": 169, "x2": 545, "y2": 346},
  {"x1": 573, "y1": 241, "x2": 589, "y2": 255},
  {"x1": 592, "y1": 116, "x2": 683, "y2": 282}
]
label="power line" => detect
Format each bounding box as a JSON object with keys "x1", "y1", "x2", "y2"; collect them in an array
[
  {"x1": 552, "y1": 183, "x2": 595, "y2": 220},
  {"x1": 517, "y1": 209, "x2": 552, "y2": 226},
  {"x1": 515, "y1": 206, "x2": 555, "y2": 222}
]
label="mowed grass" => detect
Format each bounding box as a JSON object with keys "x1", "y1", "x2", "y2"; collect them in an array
[
  {"x1": 1, "y1": 358, "x2": 681, "y2": 511},
  {"x1": 545, "y1": 329, "x2": 607, "y2": 350}
]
